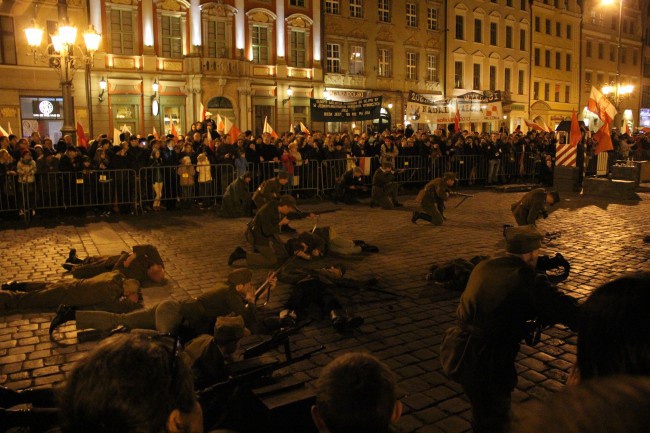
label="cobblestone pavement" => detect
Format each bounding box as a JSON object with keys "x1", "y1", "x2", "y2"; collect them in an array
[{"x1": 1, "y1": 186, "x2": 649, "y2": 433}]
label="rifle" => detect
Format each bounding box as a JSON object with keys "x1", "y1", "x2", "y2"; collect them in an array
[
  {"x1": 286, "y1": 208, "x2": 341, "y2": 220},
  {"x1": 253, "y1": 255, "x2": 298, "y2": 307},
  {"x1": 243, "y1": 320, "x2": 312, "y2": 360},
  {"x1": 451, "y1": 191, "x2": 474, "y2": 208}
]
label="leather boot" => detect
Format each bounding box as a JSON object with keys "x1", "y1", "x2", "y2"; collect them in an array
[
  {"x1": 49, "y1": 305, "x2": 76, "y2": 336},
  {"x1": 1, "y1": 281, "x2": 27, "y2": 292},
  {"x1": 66, "y1": 248, "x2": 83, "y2": 264},
  {"x1": 411, "y1": 211, "x2": 419, "y2": 224},
  {"x1": 329, "y1": 309, "x2": 349, "y2": 333},
  {"x1": 228, "y1": 247, "x2": 247, "y2": 266}
]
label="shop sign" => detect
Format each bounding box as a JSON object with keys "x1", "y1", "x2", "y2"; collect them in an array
[{"x1": 32, "y1": 100, "x2": 61, "y2": 118}]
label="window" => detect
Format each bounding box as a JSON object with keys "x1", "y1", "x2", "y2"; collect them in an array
[
  {"x1": 555, "y1": 52, "x2": 561, "y2": 70},
  {"x1": 490, "y1": 22, "x2": 497, "y2": 45},
  {"x1": 207, "y1": 20, "x2": 227, "y2": 58},
  {"x1": 521, "y1": 0, "x2": 527, "y2": 11},
  {"x1": 406, "y1": 2, "x2": 417, "y2": 27},
  {"x1": 474, "y1": 19, "x2": 482, "y2": 43},
  {"x1": 506, "y1": 26, "x2": 512, "y2": 48},
  {"x1": 633, "y1": 49, "x2": 638, "y2": 66},
  {"x1": 621, "y1": 47, "x2": 627, "y2": 64},
  {"x1": 520, "y1": 29, "x2": 526, "y2": 51},
  {"x1": 326, "y1": 43, "x2": 341, "y2": 73},
  {"x1": 545, "y1": 19, "x2": 551, "y2": 34},
  {"x1": 533, "y1": 81, "x2": 539, "y2": 99},
  {"x1": 566, "y1": 24, "x2": 572, "y2": 39},
  {"x1": 489, "y1": 65, "x2": 497, "y2": 91},
  {"x1": 504, "y1": 68, "x2": 511, "y2": 92},
  {"x1": 350, "y1": 0, "x2": 363, "y2": 18},
  {"x1": 290, "y1": 0, "x2": 305, "y2": 6},
  {"x1": 378, "y1": 48, "x2": 391, "y2": 77},
  {"x1": 565, "y1": 54, "x2": 571, "y2": 71},
  {"x1": 161, "y1": 15, "x2": 182, "y2": 58},
  {"x1": 427, "y1": 8, "x2": 438, "y2": 30},
  {"x1": 454, "y1": 61, "x2": 464, "y2": 88},
  {"x1": 406, "y1": 52, "x2": 417, "y2": 79},
  {"x1": 610, "y1": 45, "x2": 616, "y2": 62},
  {"x1": 586, "y1": 40, "x2": 592, "y2": 57},
  {"x1": 427, "y1": 54, "x2": 438, "y2": 81},
  {"x1": 534, "y1": 16, "x2": 540, "y2": 32},
  {"x1": 590, "y1": 11, "x2": 596, "y2": 25},
  {"x1": 456, "y1": 15, "x2": 464, "y2": 40},
  {"x1": 290, "y1": 31, "x2": 306, "y2": 67},
  {"x1": 252, "y1": 25, "x2": 269, "y2": 64},
  {"x1": 545, "y1": 50, "x2": 550, "y2": 67},
  {"x1": 565, "y1": 86, "x2": 570, "y2": 103},
  {"x1": 643, "y1": 85, "x2": 650, "y2": 108},
  {"x1": 612, "y1": 16, "x2": 617, "y2": 31},
  {"x1": 518, "y1": 70, "x2": 525, "y2": 94},
  {"x1": 325, "y1": 0, "x2": 339, "y2": 14},
  {"x1": 598, "y1": 42, "x2": 603, "y2": 59},
  {"x1": 555, "y1": 84, "x2": 560, "y2": 102},
  {"x1": 110, "y1": 9, "x2": 134, "y2": 54},
  {"x1": 597, "y1": 73, "x2": 604, "y2": 87},
  {"x1": 507, "y1": 0, "x2": 513, "y2": 6},
  {"x1": 645, "y1": 60, "x2": 650, "y2": 78},
  {"x1": 349, "y1": 45, "x2": 364, "y2": 74},
  {"x1": 534, "y1": 48, "x2": 540, "y2": 66},
  {"x1": 0, "y1": 15, "x2": 17, "y2": 65},
  {"x1": 473, "y1": 63, "x2": 481, "y2": 90},
  {"x1": 556, "y1": 22, "x2": 561, "y2": 37},
  {"x1": 585, "y1": 71, "x2": 592, "y2": 85},
  {"x1": 544, "y1": 82, "x2": 550, "y2": 100},
  {"x1": 378, "y1": 0, "x2": 390, "y2": 22}
]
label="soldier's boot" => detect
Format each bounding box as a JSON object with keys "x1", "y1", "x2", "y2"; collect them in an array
[
  {"x1": 228, "y1": 247, "x2": 247, "y2": 266},
  {"x1": 419, "y1": 213, "x2": 433, "y2": 223},
  {"x1": 49, "y1": 305, "x2": 76, "y2": 337},
  {"x1": 280, "y1": 225, "x2": 297, "y2": 233},
  {"x1": 1, "y1": 281, "x2": 27, "y2": 292},
  {"x1": 503, "y1": 224, "x2": 514, "y2": 238},
  {"x1": 411, "y1": 211, "x2": 420, "y2": 224},
  {"x1": 66, "y1": 248, "x2": 84, "y2": 265},
  {"x1": 0, "y1": 385, "x2": 55, "y2": 408},
  {"x1": 329, "y1": 309, "x2": 349, "y2": 333}
]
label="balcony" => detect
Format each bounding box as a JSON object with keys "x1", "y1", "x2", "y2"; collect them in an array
[
  {"x1": 201, "y1": 58, "x2": 249, "y2": 77},
  {"x1": 324, "y1": 73, "x2": 367, "y2": 89}
]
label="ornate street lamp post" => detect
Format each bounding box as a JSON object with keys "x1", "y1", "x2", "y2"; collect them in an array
[
  {"x1": 24, "y1": 19, "x2": 101, "y2": 143},
  {"x1": 601, "y1": 0, "x2": 632, "y2": 125}
]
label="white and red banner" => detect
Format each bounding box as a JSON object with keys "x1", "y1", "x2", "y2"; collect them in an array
[
  {"x1": 588, "y1": 87, "x2": 617, "y2": 125},
  {"x1": 406, "y1": 91, "x2": 503, "y2": 124}
]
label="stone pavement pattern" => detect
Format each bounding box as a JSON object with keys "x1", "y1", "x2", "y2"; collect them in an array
[{"x1": 1, "y1": 187, "x2": 650, "y2": 433}]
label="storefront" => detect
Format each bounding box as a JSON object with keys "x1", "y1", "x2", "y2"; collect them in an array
[
  {"x1": 639, "y1": 108, "x2": 650, "y2": 128},
  {"x1": 20, "y1": 97, "x2": 64, "y2": 142}
]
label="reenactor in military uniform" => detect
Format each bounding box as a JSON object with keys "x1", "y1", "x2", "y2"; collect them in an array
[
  {"x1": 412, "y1": 172, "x2": 457, "y2": 225},
  {"x1": 228, "y1": 195, "x2": 297, "y2": 268},
  {"x1": 285, "y1": 227, "x2": 379, "y2": 259},
  {"x1": 51, "y1": 269, "x2": 273, "y2": 337},
  {"x1": 440, "y1": 226, "x2": 579, "y2": 433},
  {"x1": 219, "y1": 172, "x2": 253, "y2": 218},
  {"x1": 0, "y1": 270, "x2": 141, "y2": 315},
  {"x1": 252, "y1": 171, "x2": 289, "y2": 209},
  {"x1": 371, "y1": 162, "x2": 403, "y2": 209},
  {"x1": 333, "y1": 167, "x2": 367, "y2": 204},
  {"x1": 62, "y1": 244, "x2": 165, "y2": 284},
  {"x1": 511, "y1": 188, "x2": 560, "y2": 226}
]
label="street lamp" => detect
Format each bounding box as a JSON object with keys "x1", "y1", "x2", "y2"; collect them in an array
[
  {"x1": 601, "y1": 0, "x2": 626, "y2": 123},
  {"x1": 24, "y1": 19, "x2": 101, "y2": 143}
]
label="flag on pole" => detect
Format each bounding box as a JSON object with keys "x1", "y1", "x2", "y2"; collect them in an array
[
  {"x1": 524, "y1": 119, "x2": 545, "y2": 132},
  {"x1": 171, "y1": 122, "x2": 179, "y2": 143},
  {"x1": 229, "y1": 123, "x2": 241, "y2": 146},
  {"x1": 7, "y1": 122, "x2": 13, "y2": 135},
  {"x1": 216, "y1": 114, "x2": 225, "y2": 134},
  {"x1": 454, "y1": 104, "x2": 460, "y2": 133},
  {"x1": 0, "y1": 125, "x2": 7, "y2": 137},
  {"x1": 200, "y1": 103, "x2": 206, "y2": 121},
  {"x1": 358, "y1": 157, "x2": 372, "y2": 176},
  {"x1": 76, "y1": 122, "x2": 88, "y2": 149},
  {"x1": 153, "y1": 127, "x2": 159, "y2": 140},
  {"x1": 113, "y1": 128, "x2": 121, "y2": 145},
  {"x1": 299, "y1": 122, "x2": 310, "y2": 136},
  {"x1": 569, "y1": 111, "x2": 581, "y2": 147},
  {"x1": 593, "y1": 122, "x2": 614, "y2": 154},
  {"x1": 537, "y1": 117, "x2": 552, "y2": 133},
  {"x1": 588, "y1": 86, "x2": 617, "y2": 125},
  {"x1": 263, "y1": 116, "x2": 278, "y2": 139}
]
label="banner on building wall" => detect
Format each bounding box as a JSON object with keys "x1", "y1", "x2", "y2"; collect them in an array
[
  {"x1": 406, "y1": 91, "x2": 503, "y2": 124},
  {"x1": 310, "y1": 97, "x2": 383, "y2": 121}
]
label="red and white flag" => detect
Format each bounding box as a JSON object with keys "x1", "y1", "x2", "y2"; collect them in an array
[
  {"x1": 0, "y1": 125, "x2": 7, "y2": 137},
  {"x1": 454, "y1": 104, "x2": 460, "y2": 133},
  {"x1": 588, "y1": 87, "x2": 617, "y2": 125},
  {"x1": 524, "y1": 119, "x2": 545, "y2": 132},
  {"x1": 76, "y1": 122, "x2": 88, "y2": 149},
  {"x1": 153, "y1": 127, "x2": 159, "y2": 140},
  {"x1": 200, "y1": 103, "x2": 206, "y2": 121},
  {"x1": 299, "y1": 122, "x2": 310, "y2": 136},
  {"x1": 358, "y1": 157, "x2": 372, "y2": 176},
  {"x1": 569, "y1": 111, "x2": 581, "y2": 147},
  {"x1": 593, "y1": 122, "x2": 614, "y2": 154},
  {"x1": 7, "y1": 122, "x2": 13, "y2": 135},
  {"x1": 171, "y1": 122, "x2": 179, "y2": 143},
  {"x1": 263, "y1": 116, "x2": 278, "y2": 139},
  {"x1": 216, "y1": 114, "x2": 225, "y2": 135}
]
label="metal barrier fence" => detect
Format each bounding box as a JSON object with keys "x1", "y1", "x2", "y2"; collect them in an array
[
  {"x1": 247, "y1": 160, "x2": 320, "y2": 197},
  {"x1": 0, "y1": 175, "x2": 19, "y2": 213}
]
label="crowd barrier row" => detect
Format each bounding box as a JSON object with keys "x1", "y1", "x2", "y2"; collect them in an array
[{"x1": 0, "y1": 152, "x2": 612, "y2": 220}]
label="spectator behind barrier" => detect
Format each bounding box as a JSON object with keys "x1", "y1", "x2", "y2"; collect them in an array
[{"x1": 59, "y1": 333, "x2": 203, "y2": 433}]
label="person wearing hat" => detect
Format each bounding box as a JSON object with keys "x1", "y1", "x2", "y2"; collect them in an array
[
  {"x1": 0, "y1": 270, "x2": 142, "y2": 317},
  {"x1": 440, "y1": 225, "x2": 579, "y2": 433},
  {"x1": 219, "y1": 171, "x2": 253, "y2": 218},
  {"x1": 510, "y1": 188, "x2": 560, "y2": 226},
  {"x1": 370, "y1": 162, "x2": 403, "y2": 209},
  {"x1": 202, "y1": 112, "x2": 217, "y2": 132},
  {"x1": 57, "y1": 268, "x2": 272, "y2": 338},
  {"x1": 252, "y1": 171, "x2": 289, "y2": 210},
  {"x1": 412, "y1": 172, "x2": 457, "y2": 225},
  {"x1": 181, "y1": 315, "x2": 246, "y2": 389},
  {"x1": 228, "y1": 195, "x2": 296, "y2": 268}
]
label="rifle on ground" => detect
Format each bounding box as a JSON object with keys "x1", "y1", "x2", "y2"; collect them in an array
[
  {"x1": 243, "y1": 320, "x2": 312, "y2": 360},
  {"x1": 286, "y1": 208, "x2": 341, "y2": 220},
  {"x1": 451, "y1": 192, "x2": 474, "y2": 208}
]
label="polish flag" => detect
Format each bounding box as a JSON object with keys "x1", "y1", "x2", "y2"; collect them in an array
[
  {"x1": 200, "y1": 102, "x2": 206, "y2": 121},
  {"x1": 454, "y1": 104, "x2": 460, "y2": 133},
  {"x1": 171, "y1": 121, "x2": 179, "y2": 143},
  {"x1": 0, "y1": 125, "x2": 7, "y2": 137},
  {"x1": 299, "y1": 122, "x2": 310, "y2": 136},
  {"x1": 569, "y1": 111, "x2": 581, "y2": 147},
  {"x1": 113, "y1": 128, "x2": 121, "y2": 145},
  {"x1": 263, "y1": 116, "x2": 278, "y2": 139},
  {"x1": 358, "y1": 157, "x2": 372, "y2": 176},
  {"x1": 153, "y1": 127, "x2": 159, "y2": 140},
  {"x1": 588, "y1": 87, "x2": 617, "y2": 125},
  {"x1": 593, "y1": 122, "x2": 614, "y2": 154},
  {"x1": 216, "y1": 114, "x2": 225, "y2": 134},
  {"x1": 76, "y1": 122, "x2": 88, "y2": 148},
  {"x1": 7, "y1": 122, "x2": 13, "y2": 135}
]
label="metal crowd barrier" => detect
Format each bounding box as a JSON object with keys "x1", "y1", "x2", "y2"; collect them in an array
[
  {"x1": 247, "y1": 161, "x2": 320, "y2": 197},
  {"x1": 0, "y1": 174, "x2": 19, "y2": 214}
]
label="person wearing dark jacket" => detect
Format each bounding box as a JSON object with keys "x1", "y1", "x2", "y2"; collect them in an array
[
  {"x1": 440, "y1": 226, "x2": 579, "y2": 433},
  {"x1": 219, "y1": 172, "x2": 253, "y2": 218}
]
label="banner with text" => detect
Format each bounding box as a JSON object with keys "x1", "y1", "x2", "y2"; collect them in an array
[
  {"x1": 310, "y1": 97, "x2": 383, "y2": 122},
  {"x1": 406, "y1": 91, "x2": 503, "y2": 124}
]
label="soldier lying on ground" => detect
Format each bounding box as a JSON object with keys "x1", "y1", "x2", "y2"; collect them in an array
[
  {"x1": 284, "y1": 226, "x2": 379, "y2": 260},
  {"x1": 266, "y1": 264, "x2": 368, "y2": 333},
  {"x1": 49, "y1": 268, "x2": 275, "y2": 338},
  {"x1": 0, "y1": 270, "x2": 141, "y2": 320},
  {"x1": 61, "y1": 244, "x2": 165, "y2": 284}
]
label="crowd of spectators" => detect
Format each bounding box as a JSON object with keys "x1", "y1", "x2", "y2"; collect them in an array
[{"x1": 2, "y1": 118, "x2": 649, "y2": 219}]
